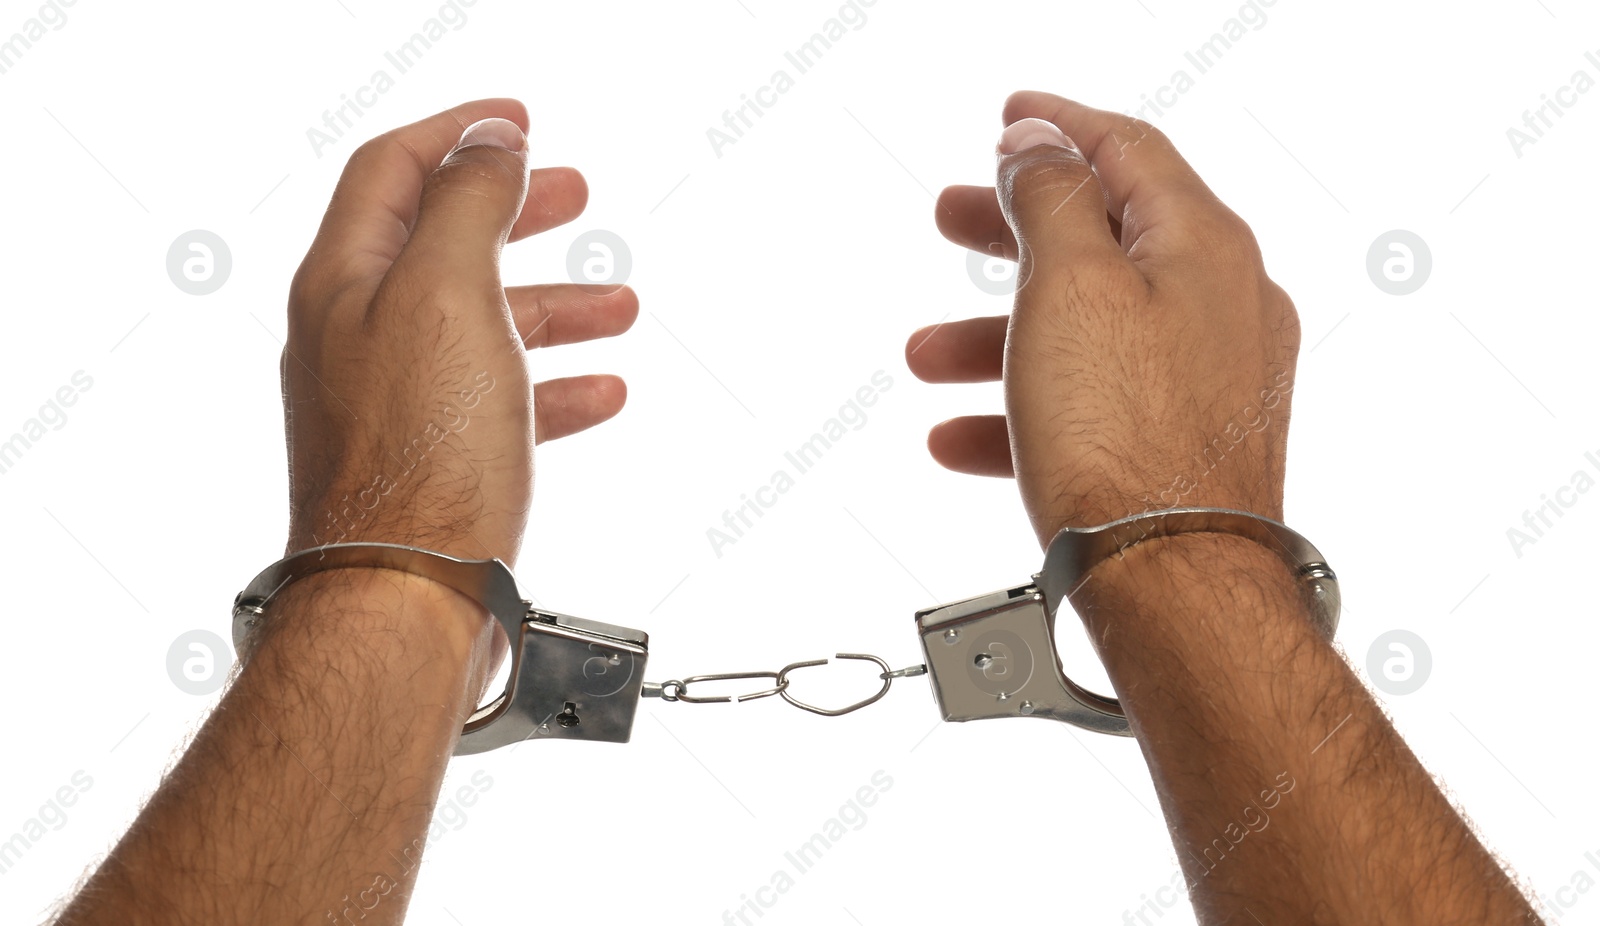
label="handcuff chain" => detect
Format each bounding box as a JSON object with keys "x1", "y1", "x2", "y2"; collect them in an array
[{"x1": 643, "y1": 653, "x2": 927, "y2": 717}]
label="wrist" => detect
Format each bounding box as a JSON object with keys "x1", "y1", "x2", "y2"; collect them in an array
[
  {"x1": 253, "y1": 567, "x2": 495, "y2": 699},
  {"x1": 1071, "y1": 530, "x2": 1318, "y2": 641},
  {"x1": 1065, "y1": 529, "x2": 1334, "y2": 748}
]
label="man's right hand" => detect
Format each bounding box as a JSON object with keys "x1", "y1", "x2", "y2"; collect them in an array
[
  {"x1": 904, "y1": 91, "x2": 1541, "y2": 926},
  {"x1": 908, "y1": 91, "x2": 1300, "y2": 546}
]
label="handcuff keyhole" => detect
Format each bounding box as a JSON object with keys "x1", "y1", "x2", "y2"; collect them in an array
[{"x1": 557, "y1": 702, "x2": 580, "y2": 727}]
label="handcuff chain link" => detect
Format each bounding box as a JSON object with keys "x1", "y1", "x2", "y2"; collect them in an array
[{"x1": 644, "y1": 653, "x2": 927, "y2": 717}]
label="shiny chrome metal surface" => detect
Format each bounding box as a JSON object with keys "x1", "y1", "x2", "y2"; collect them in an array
[
  {"x1": 231, "y1": 543, "x2": 650, "y2": 756},
  {"x1": 645, "y1": 653, "x2": 926, "y2": 717},
  {"x1": 454, "y1": 607, "x2": 648, "y2": 755},
  {"x1": 916, "y1": 507, "x2": 1341, "y2": 736}
]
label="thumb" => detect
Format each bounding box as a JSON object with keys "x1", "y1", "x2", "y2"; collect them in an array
[
  {"x1": 994, "y1": 118, "x2": 1126, "y2": 283},
  {"x1": 394, "y1": 117, "x2": 530, "y2": 289}
]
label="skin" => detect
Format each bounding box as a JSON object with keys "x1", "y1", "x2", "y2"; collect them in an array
[
  {"x1": 54, "y1": 93, "x2": 1539, "y2": 925},
  {"x1": 55, "y1": 101, "x2": 635, "y2": 926},
  {"x1": 907, "y1": 91, "x2": 1541, "y2": 924}
]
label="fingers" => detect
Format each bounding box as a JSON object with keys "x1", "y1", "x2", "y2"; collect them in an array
[
  {"x1": 935, "y1": 185, "x2": 1017, "y2": 260},
  {"x1": 928, "y1": 416, "x2": 1014, "y2": 478},
  {"x1": 533, "y1": 374, "x2": 627, "y2": 444},
  {"x1": 392, "y1": 118, "x2": 530, "y2": 296},
  {"x1": 938, "y1": 183, "x2": 1127, "y2": 259},
  {"x1": 509, "y1": 167, "x2": 589, "y2": 243},
  {"x1": 508, "y1": 284, "x2": 639, "y2": 349},
  {"x1": 1002, "y1": 91, "x2": 1233, "y2": 263},
  {"x1": 906, "y1": 316, "x2": 1006, "y2": 383},
  {"x1": 299, "y1": 99, "x2": 528, "y2": 296},
  {"x1": 994, "y1": 117, "x2": 1137, "y2": 287}
]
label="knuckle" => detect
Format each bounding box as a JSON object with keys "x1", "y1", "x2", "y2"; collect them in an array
[
  {"x1": 349, "y1": 132, "x2": 428, "y2": 182},
  {"x1": 288, "y1": 258, "x2": 368, "y2": 330},
  {"x1": 1179, "y1": 206, "x2": 1262, "y2": 265},
  {"x1": 1001, "y1": 152, "x2": 1097, "y2": 209},
  {"x1": 349, "y1": 134, "x2": 389, "y2": 167},
  {"x1": 1092, "y1": 117, "x2": 1168, "y2": 164},
  {"x1": 423, "y1": 150, "x2": 521, "y2": 202},
  {"x1": 1266, "y1": 280, "x2": 1302, "y2": 351},
  {"x1": 287, "y1": 258, "x2": 332, "y2": 310}
]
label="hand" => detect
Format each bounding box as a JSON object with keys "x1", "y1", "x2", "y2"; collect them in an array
[
  {"x1": 908, "y1": 91, "x2": 1300, "y2": 545},
  {"x1": 281, "y1": 100, "x2": 637, "y2": 565}
]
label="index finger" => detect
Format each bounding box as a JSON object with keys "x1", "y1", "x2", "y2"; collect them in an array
[
  {"x1": 298, "y1": 99, "x2": 528, "y2": 298},
  {"x1": 1003, "y1": 91, "x2": 1234, "y2": 262}
]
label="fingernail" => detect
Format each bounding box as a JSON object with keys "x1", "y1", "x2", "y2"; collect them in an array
[
  {"x1": 456, "y1": 117, "x2": 525, "y2": 153},
  {"x1": 998, "y1": 118, "x2": 1072, "y2": 155}
]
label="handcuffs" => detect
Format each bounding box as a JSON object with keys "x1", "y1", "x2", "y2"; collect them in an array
[{"x1": 232, "y1": 507, "x2": 1339, "y2": 755}]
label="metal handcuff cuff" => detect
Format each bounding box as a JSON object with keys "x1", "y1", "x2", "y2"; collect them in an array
[{"x1": 232, "y1": 507, "x2": 1340, "y2": 755}]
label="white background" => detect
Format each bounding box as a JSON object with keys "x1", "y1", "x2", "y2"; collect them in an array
[{"x1": 1, "y1": 0, "x2": 1597, "y2": 923}]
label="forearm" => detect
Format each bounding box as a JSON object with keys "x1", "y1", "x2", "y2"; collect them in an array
[
  {"x1": 1077, "y1": 532, "x2": 1538, "y2": 925},
  {"x1": 57, "y1": 569, "x2": 492, "y2": 926}
]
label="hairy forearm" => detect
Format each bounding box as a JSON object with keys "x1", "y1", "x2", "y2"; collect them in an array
[
  {"x1": 57, "y1": 569, "x2": 492, "y2": 926},
  {"x1": 1076, "y1": 532, "x2": 1539, "y2": 925}
]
